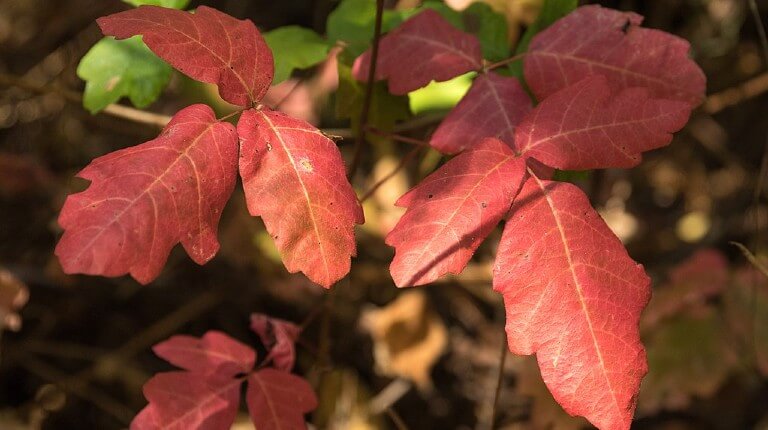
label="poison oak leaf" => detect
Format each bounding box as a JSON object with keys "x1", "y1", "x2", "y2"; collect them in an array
[
  {"x1": 246, "y1": 369, "x2": 318, "y2": 430},
  {"x1": 98, "y1": 6, "x2": 274, "y2": 106},
  {"x1": 250, "y1": 313, "x2": 301, "y2": 372},
  {"x1": 353, "y1": 9, "x2": 482, "y2": 95},
  {"x1": 517, "y1": 76, "x2": 692, "y2": 170},
  {"x1": 132, "y1": 371, "x2": 241, "y2": 430},
  {"x1": 387, "y1": 139, "x2": 526, "y2": 287},
  {"x1": 55, "y1": 104, "x2": 238, "y2": 284},
  {"x1": 237, "y1": 109, "x2": 364, "y2": 288},
  {"x1": 153, "y1": 331, "x2": 256, "y2": 377},
  {"x1": 524, "y1": 5, "x2": 706, "y2": 106},
  {"x1": 430, "y1": 72, "x2": 531, "y2": 154},
  {"x1": 493, "y1": 174, "x2": 650, "y2": 430}
]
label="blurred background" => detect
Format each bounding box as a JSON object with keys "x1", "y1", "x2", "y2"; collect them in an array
[{"x1": 1, "y1": 0, "x2": 768, "y2": 428}]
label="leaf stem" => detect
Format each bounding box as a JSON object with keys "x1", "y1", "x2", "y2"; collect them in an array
[
  {"x1": 483, "y1": 53, "x2": 526, "y2": 72},
  {"x1": 488, "y1": 329, "x2": 508, "y2": 430},
  {"x1": 359, "y1": 143, "x2": 425, "y2": 203},
  {"x1": 0, "y1": 71, "x2": 172, "y2": 128},
  {"x1": 347, "y1": 0, "x2": 386, "y2": 179}
]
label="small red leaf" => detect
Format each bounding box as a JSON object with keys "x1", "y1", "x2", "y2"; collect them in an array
[
  {"x1": 430, "y1": 72, "x2": 532, "y2": 154},
  {"x1": 153, "y1": 331, "x2": 256, "y2": 377},
  {"x1": 237, "y1": 109, "x2": 364, "y2": 288},
  {"x1": 98, "y1": 6, "x2": 273, "y2": 106},
  {"x1": 517, "y1": 76, "x2": 691, "y2": 170},
  {"x1": 250, "y1": 314, "x2": 301, "y2": 372},
  {"x1": 353, "y1": 9, "x2": 482, "y2": 95},
  {"x1": 131, "y1": 372, "x2": 241, "y2": 430},
  {"x1": 524, "y1": 5, "x2": 705, "y2": 106},
  {"x1": 494, "y1": 174, "x2": 650, "y2": 430},
  {"x1": 246, "y1": 369, "x2": 318, "y2": 430},
  {"x1": 55, "y1": 104, "x2": 238, "y2": 284},
  {"x1": 387, "y1": 139, "x2": 526, "y2": 287}
]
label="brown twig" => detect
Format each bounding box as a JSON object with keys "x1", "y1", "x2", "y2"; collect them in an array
[
  {"x1": 360, "y1": 143, "x2": 425, "y2": 203},
  {"x1": 488, "y1": 329, "x2": 509, "y2": 430},
  {"x1": 347, "y1": 0, "x2": 386, "y2": 179},
  {"x1": 731, "y1": 242, "x2": 768, "y2": 279},
  {"x1": 483, "y1": 53, "x2": 526, "y2": 72},
  {"x1": 0, "y1": 71, "x2": 172, "y2": 128}
]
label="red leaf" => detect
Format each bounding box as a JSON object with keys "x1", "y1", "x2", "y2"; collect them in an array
[
  {"x1": 98, "y1": 6, "x2": 273, "y2": 106},
  {"x1": 387, "y1": 139, "x2": 526, "y2": 287},
  {"x1": 132, "y1": 372, "x2": 241, "y2": 430},
  {"x1": 353, "y1": 9, "x2": 482, "y2": 95},
  {"x1": 153, "y1": 331, "x2": 256, "y2": 377},
  {"x1": 493, "y1": 174, "x2": 650, "y2": 430},
  {"x1": 517, "y1": 76, "x2": 691, "y2": 170},
  {"x1": 525, "y1": 5, "x2": 705, "y2": 106},
  {"x1": 246, "y1": 369, "x2": 317, "y2": 430},
  {"x1": 237, "y1": 109, "x2": 364, "y2": 288},
  {"x1": 250, "y1": 314, "x2": 301, "y2": 372},
  {"x1": 55, "y1": 105, "x2": 238, "y2": 284},
  {"x1": 430, "y1": 72, "x2": 532, "y2": 154}
]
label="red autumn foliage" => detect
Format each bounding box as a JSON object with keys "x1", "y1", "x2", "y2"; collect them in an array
[
  {"x1": 98, "y1": 6, "x2": 273, "y2": 106},
  {"x1": 56, "y1": 3, "x2": 707, "y2": 430},
  {"x1": 133, "y1": 328, "x2": 316, "y2": 430}
]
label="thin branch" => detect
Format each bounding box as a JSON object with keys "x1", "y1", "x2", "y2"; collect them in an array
[
  {"x1": 732, "y1": 241, "x2": 768, "y2": 280},
  {"x1": 483, "y1": 53, "x2": 526, "y2": 72},
  {"x1": 347, "y1": 0, "x2": 386, "y2": 179},
  {"x1": 488, "y1": 329, "x2": 509, "y2": 430},
  {"x1": 0, "y1": 71, "x2": 172, "y2": 128},
  {"x1": 360, "y1": 143, "x2": 425, "y2": 203},
  {"x1": 369, "y1": 378, "x2": 412, "y2": 414}
]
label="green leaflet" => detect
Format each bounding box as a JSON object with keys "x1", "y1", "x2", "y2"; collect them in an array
[
  {"x1": 327, "y1": 0, "x2": 406, "y2": 57},
  {"x1": 335, "y1": 62, "x2": 410, "y2": 145},
  {"x1": 123, "y1": 0, "x2": 190, "y2": 8},
  {"x1": 462, "y1": 3, "x2": 509, "y2": 62},
  {"x1": 509, "y1": 0, "x2": 577, "y2": 77},
  {"x1": 327, "y1": 0, "x2": 462, "y2": 57},
  {"x1": 77, "y1": 36, "x2": 172, "y2": 114},
  {"x1": 264, "y1": 26, "x2": 332, "y2": 85},
  {"x1": 409, "y1": 73, "x2": 474, "y2": 115}
]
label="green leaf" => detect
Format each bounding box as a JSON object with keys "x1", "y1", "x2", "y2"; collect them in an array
[
  {"x1": 327, "y1": 0, "x2": 464, "y2": 58},
  {"x1": 510, "y1": 0, "x2": 577, "y2": 77},
  {"x1": 327, "y1": 0, "x2": 407, "y2": 53},
  {"x1": 462, "y1": 3, "x2": 509, "y2": 62},
  {"x1": 77, "y1": 36, "x2": 172, "y2": 113},
  {"x1": 264, "y1": 26, "x2": 331, "y2": 85},
  {"x1": 336, "y1": 62, "x2": 410, "y2": 144},
  {"x1": 403, "y1": 2, "x2": 464, "y2": 30},
  {"x1": 409, "y1": 72, "x2": 474, "y2": 115},
  {"x1": 123, "y1": 0, "x2": 190, "y2": 8},
  {"x1": 640, "y1": 310, "x2": 736, "y2": 412}
]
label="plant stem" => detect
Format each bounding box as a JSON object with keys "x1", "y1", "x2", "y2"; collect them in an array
[
  {"x1": 359, "y1": 143, "x2": 424, "y2": 203},
  {"x1": 0, "y1": 72, "x2": 172, "y2": 128},
  {"x1": 488, "y1": 329, "x2": 509, "y2": 430},
  {"x1": 483, "y1": 53, "x2": 526, "y2": 72},
  {"x1": 347, "y1": 0, "x2": 386, "y2": 179}
]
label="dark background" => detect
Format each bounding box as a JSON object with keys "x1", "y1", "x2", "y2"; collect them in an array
[{"x1": 1, "y1": 0, "x2": 767, "y2": 428}]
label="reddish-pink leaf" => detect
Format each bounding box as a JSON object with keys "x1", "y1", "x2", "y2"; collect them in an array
[
  {"x1": 237, "y1": 108, "x2": 364, "y2": 288},
  {"x1": 493, "y1": 174, "x2": 650, "y2": 430},
  {"x1": 517, "y1": 76, "x2": 691, "y2": 170},
  {"x1": 430, "y1": 72, "x2": 532, "y2": 154},
  {"x1": 98, "y1": 6, "x2": 273, "y2": 106},
  {"x1": 353, "y1": 9, "x2": 482, "y2": 95},
  {"x1": 524, "y1": 5, "x2": 705, "y2": 106},
  {"x1": 153, "y1": 331, "x2": 256, "y2": 377},
  {"x1": 387, "y1": 139, "x2": 527, "y2": 287},
  {"x1": 250, "y1": 314, "x2": 301, "y2": 372},
  {"x1": 132, "y1": 372, "x2": 241, "y2": 430},
  {"x1": 246, "y1": 369, "x2": 317, "y2": 430},
  {"x1": 55, "y1": 104, "x2": 238, "y2": 284}
]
